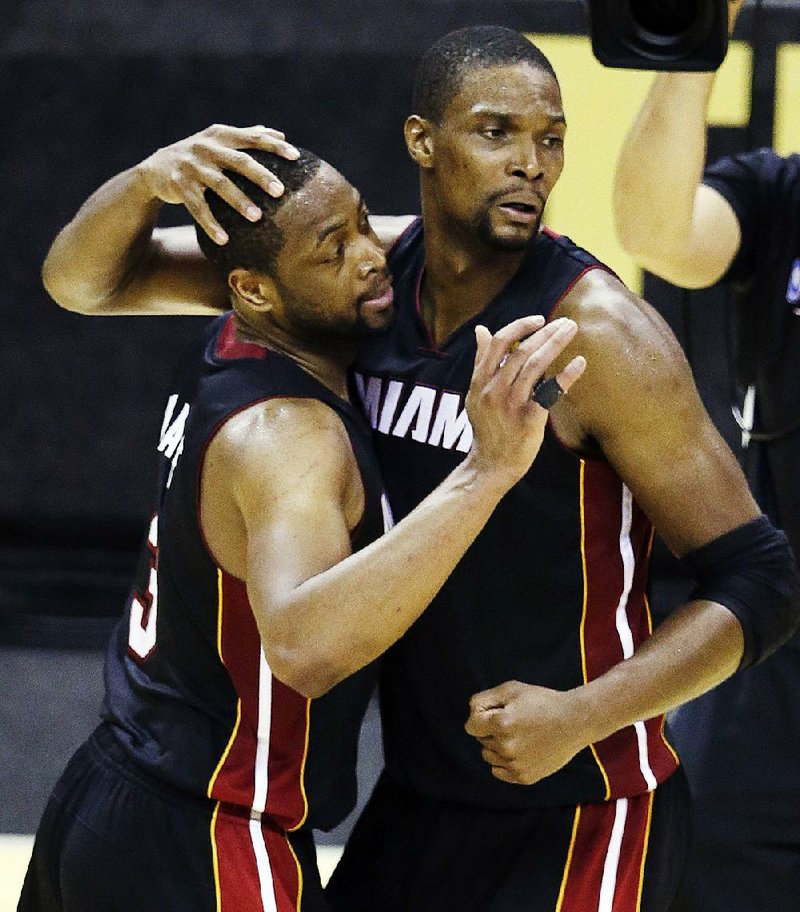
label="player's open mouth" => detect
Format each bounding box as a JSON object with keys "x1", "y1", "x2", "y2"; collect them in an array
[
  {"x1": 498, "y1": 202, "x2": 539, "y2": 221},
  {"x1": 361, "y1": 285, "x2": 394, "y2": 311}
]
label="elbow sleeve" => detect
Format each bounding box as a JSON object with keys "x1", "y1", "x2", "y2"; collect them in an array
[{"x1": 681, "y1": 515, "x2": 800, "y2": 668}]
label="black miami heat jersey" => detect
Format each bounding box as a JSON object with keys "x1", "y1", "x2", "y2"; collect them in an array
[
  {"x1": 354, "y1": 218, "x2": 679, "y2": 809},
  {"x1": 103, "y1": 312, "x2": 388, "y2": 832}
]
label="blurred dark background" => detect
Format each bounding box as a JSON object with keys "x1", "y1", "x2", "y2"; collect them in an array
[{"x1": 1, "y1": 0, "x2": 797, "y2": 838}]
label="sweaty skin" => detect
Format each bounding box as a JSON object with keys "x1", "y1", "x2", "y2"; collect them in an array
[
  {"x1": 41, "y1": 136, "x2": 587, "y2": 703},
  {"x1": 44, "y1": 69, "x2": 756, "y2": 783}
]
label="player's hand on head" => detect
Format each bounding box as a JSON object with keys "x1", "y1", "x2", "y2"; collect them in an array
[
  {"x1": 135, "y1": 124, "x2": 300, "y2": 245},
  {"x1": 466, "y1": 315, "x2": 586, "y2": 487},
  {"x1": 464, "y1": 680, "x2": 586, "y2": 786}
]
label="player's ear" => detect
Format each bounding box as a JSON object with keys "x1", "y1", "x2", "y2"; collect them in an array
[
  {"x1": 228, "y1": 268, "x2": 276, "y2": 313},
  {"x1": 404, "y1": 115, "x2": 435, "y2": 170}
]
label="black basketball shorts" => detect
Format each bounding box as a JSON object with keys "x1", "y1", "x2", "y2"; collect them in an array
[
  {"x1": 326, "y1": 767, "x2": 690, "y2": 912},
  {"x1": 18, "y1": 724, "x2": 327, "y2": 912}
]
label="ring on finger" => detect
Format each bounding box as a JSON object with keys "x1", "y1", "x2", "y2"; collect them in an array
[{"x1": 533, "y1": 377, "x2": 565, "y2": 409}]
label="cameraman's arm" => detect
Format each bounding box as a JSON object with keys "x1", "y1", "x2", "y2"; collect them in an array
[{"x1": 613, "y1": 1, "x2": 745, "y2": 289}]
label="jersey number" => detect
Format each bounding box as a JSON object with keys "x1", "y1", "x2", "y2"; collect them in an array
[{"x1": 128, "y1": 514, "x2": 159, "y2": 661}]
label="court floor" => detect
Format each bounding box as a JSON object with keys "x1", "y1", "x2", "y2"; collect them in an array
[
  {"x1": 0, "y1": 836, "x2": 32, "y2": 912},
  {"x1": 0, "y1": 836, "x2": 343, "y2": 912}
]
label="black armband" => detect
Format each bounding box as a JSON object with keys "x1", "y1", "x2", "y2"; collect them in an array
[{"x1": 681, "y1": 515, "x2": 800, "y2": 668}]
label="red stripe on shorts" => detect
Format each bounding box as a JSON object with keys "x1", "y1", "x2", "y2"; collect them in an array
[
  {"x1": 557, "y1": 790, "x2": 654, "y2": 912},
  {"x1": 212, "y1": 804, "x2": 302, "y2": 911}
]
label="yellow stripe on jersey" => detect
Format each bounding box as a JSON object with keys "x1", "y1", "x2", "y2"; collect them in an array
[
  {"x1": 208, "y1": 568, "x2": 243, "y2": 798},
  {"x1": 643, "y1": 527, "x2": 656, "y2": 636},
  {"x1": 288, "y1": 697, "x2": 312, "y2": 832},
  {"x1": 635, "y1": 791, "x2": 656, "y2": 912},
  {"x1": 216, "y1": 567, "x2": 225, "y2": 660},
  {"x1": 660, "y1": 716, "x2": 680, "y2": 767},
  {"x1": 210, "y1": 801, "x2": 222, "y2": 912},
  {"x1": 579, "y1": 460, "x2": 589, "y2": 685},
  {"x1": 555, "y1": 805, "x2": 582, "y2": 912},
  {"x1": 285, "y1": 832, "x2": 305, "y2": 911}
]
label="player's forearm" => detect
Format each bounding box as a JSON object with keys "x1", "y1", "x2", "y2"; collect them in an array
[
  {"x1": 613, "y1": 72, "x2": 714, "y2": 267},
  {"x1": 42, "y1": 166, "x2": 163, "y2": 314},
  {"x1": 264, "y1": 457, "x2": 512, "y2": 698},
  {"x1": 571, "y1": 598, "x2": 744, "y2": 745}
]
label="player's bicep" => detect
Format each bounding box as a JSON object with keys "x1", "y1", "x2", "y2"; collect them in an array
[
  {"x1": 577, "y1": 295, "x2": 758, "y2": 555},
  {"x1": 604, "y1": 392, "x2": 756, "y2": 557},
  {"x1": 242, "y1": 465, "x2": 354, "y2": 610},
  {"x1": 226, "y1": 409, "x2": 357, "y2": 629},
  {"x1": 112, "y1": 226, "x2": 230, "y2": 315}
]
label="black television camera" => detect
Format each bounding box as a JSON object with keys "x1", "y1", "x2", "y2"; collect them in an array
[{"x1": 586, "y1": 0, "x2": 730, "y2": 70}]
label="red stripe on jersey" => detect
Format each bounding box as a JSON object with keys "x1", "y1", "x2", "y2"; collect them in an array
[
  {"x1": 210, "y1": 572, "x2": 310, "y2": 829},
  {"x1": 262, "y1": 823, "x2": 304, "y2": 912},
  {"x1": 580, "y1": 461, "x2": 677, "y2": 797},
  {"x1": 211, "y1": 803, "x2": 302, "y2": 912},
  {"x1": 581, "y1": 460, "x2": 633, "y2": 674},
  {"x1": 215, "y1": 313, "x2": 268, "y2": 361},
  {"x1": 646, "y1": 713, "x2": 681, "y2": 780},
  {"x1": 266, "y1": 677, "x2": 310, "y2": 830},
  {"x1": 211, "y1": 573, "x2": 261, "y2": 809},
  {"x1": 212, "y1": 805, "x2": 263, "y2": 911},
  {"x1": 557, "y1": 792, "x2": 654, "y2": 912}
]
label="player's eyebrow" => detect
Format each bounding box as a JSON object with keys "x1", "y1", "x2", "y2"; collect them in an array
[
  {"x1": 315, "y1": 195, "x2": 367, "y2": 248},
  {"x1": 315, "y1": 217, "x2": 348, "y2": 248},
  {"x1": 470, "y1": 105, "x2": 566, "y2": 127},
  {"x1": 471, "y1": 109, "x2": 514, "y2": 124}
]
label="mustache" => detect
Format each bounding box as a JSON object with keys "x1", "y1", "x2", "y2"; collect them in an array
[
  {"x1": 357, "y1": 272, "x2": 393, "y2": 305},
  {"x1": 484, "y1": 188, "x2": 545, "y2": 207}
]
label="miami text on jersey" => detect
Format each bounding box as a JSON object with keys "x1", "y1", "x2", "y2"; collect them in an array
[
  {"x1": 354, "y1": 372, "x2": 473, "y2": 453},
  {"x1": 158, "y1": 393, "x2": 190, "y2": 487}
]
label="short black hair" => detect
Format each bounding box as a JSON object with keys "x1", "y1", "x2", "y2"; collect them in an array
[
  {"x1": 412, "y1": 26, "x2": 559, "y2": 124},
  {"x1": 196, "y1": 148, "x2": 322, "y2": 277}
]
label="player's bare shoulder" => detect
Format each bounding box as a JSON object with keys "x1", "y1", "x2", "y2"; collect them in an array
[
  {"x1": 549, "y1": 268, "x2": 694, "y2": 448},
  {"x1": 210, "y1": 396, "x2": 358, "y2": 487},
  {"x1": 561, "y1": 268, "x2": 681, "y2": 357},
  {"x1": 200, "y1": 394, "x2": 365, "y2": 578}
]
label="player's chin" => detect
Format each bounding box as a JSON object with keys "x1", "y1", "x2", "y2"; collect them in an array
[
  {"x1": 358, "y1": 303, "x2": 395, "y2": 335},
  {"x1": 481, "y1": 217, "x2": 537, "y2": 251},
  {"x1": 493, "y1": 224, "x2": 538, "y2": 248}
]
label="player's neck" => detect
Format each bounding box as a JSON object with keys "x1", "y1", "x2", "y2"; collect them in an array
[
  {"x1": 421, "y1": 209, "x2": 525, "y2": 347},
  {"x1": 275, "y1": 341, "x2": 353, "y2": 401},
  {"x1": 238, "y1": 320, "x2": 354, "y2": 400}
]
